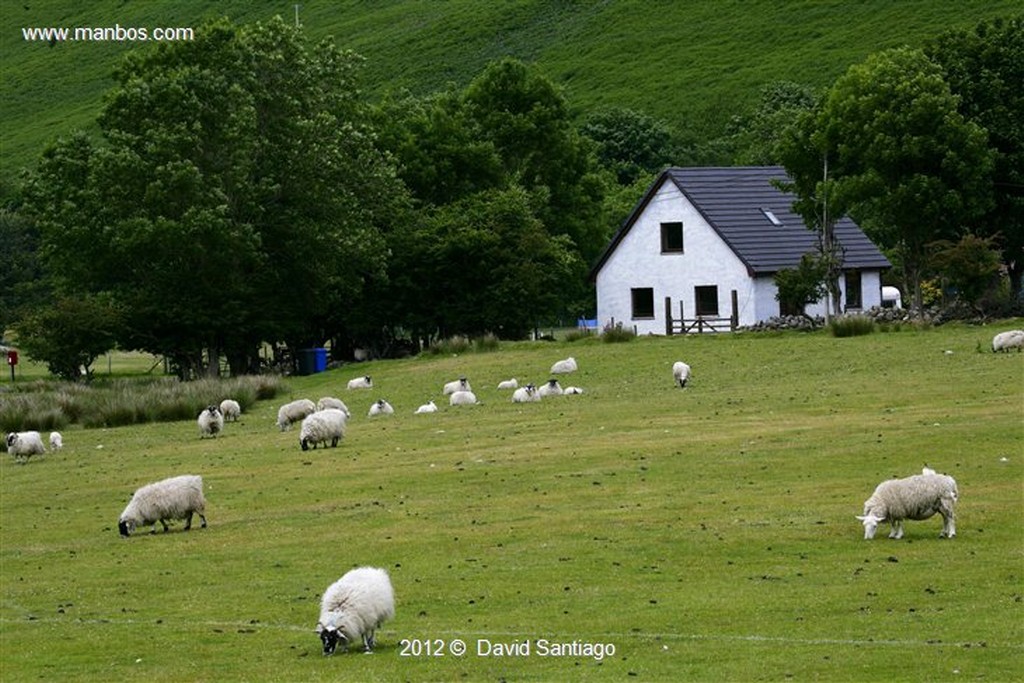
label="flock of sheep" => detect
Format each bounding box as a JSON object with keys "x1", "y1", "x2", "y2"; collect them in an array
[{"x1": 4, "y1": 327, "x2": 1021, "y2": 655}]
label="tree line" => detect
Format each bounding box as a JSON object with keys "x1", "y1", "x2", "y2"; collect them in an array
[{"x1": 1, "y1": 14, "x2": 1020, "y2": 379}]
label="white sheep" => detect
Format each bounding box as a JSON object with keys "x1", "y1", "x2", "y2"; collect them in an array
[
  {"x1": 197, "y1": 405, "x2": 224, "y2": 438},
  {"x1": 550, "y1": 356, "x2": 577, "y2": 374},
  {"x1": 537, "y1": 379, "x2": 563, "y2": 397},
  {"x1": 449, "y1": 390, "x2": 479, "y2": 406},
  {"x1": 316, "y1": 566, "x2": 395, "y2": 655},
  {"x1": 992, "y1": 329, "x2": 1024, "y2": 352},
  {"x1": 673, "y1": 361, "x2": 691, "y2": 388},
  {"x1": 219, "y1": 399, "x2": 241, "y2": 422},
  {"x1": 414, "y1": 400, "x2": 438, "y2": 414},
  {"x1": 368, "y1": 399, "x2": 394, "y2": 417},
  {"x1": 317, "y1": 396, "x2": 351, "y2": 416},
  {"x1": 347, "y1": 376, "x2": 373, "y2": 390},
  {"x1": 511, "y1": 384, "x2": 540, "y2": 403},
  {"x1": 118, "y1": 474, "x2": 207, "y2": 537},
  {"x1": 299, "y1": 409, "x2": 348, "y2": 451},
  {"x1": 563, "y1": 386, "x2": 584, "y2": 395},
  {"x1": 443, "y1": 377, "x2": 472, "y2": 395},
  {"x1": 6, "y1": 431, "x2": 46, "y2": 464},
  {"x1": 49, "y1": 431, "x2": 63, "y2": 451},
  {"x1": 856, "y1": 467, "x2": 958, "y2": 540},
  {"x1": 277, "y1": 399, "x2": 317, "y2": 431},
  {"x1": 496, "y1": 378, "x2": 518, "y2": 390}
]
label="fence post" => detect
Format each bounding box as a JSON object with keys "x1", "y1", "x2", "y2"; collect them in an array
[
  {"x1": 664, "y1": 297, "x2": 673, "y2": 336},
  {"x1": 730, "y1": 290, "x2": 739, "y2": 330}
]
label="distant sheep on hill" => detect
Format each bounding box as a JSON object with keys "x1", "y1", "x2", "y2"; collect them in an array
[
  {"x1": 537, "y1": 379, "x2": 563, "y2": 397},
  {"x1": 673, "y1": 361, "x2": 691, "y2": 388},
  {"x1": 449, "y1": 390, "x2": 479, "y2": 406},
  {"x1": 118, "y1": 474, "x2": 207, "y2": 537},
  {"x1": 443, "y1": 377, "x2": 471, "y2": 395},
  {"x1": 368, "y1": 399, "x2": 394, "y2": 417},
  {"x1": 347, "y1": 376, "x2": 373, "y2": 390},
  {"x1": 317, "y1": 397, "x2": 350, "y2": 416},
  {"x1": 6, "y1": 431, "x2": 45, "y2": 464},
  {"x1": 497, "y1": 378, "x2": 518, "y2": 390},
  {"x1": 415, "y1": 400, "x2": 438, "y2": 414},
  {"x1": 992, "y1": 329, "x2": 1024, "y2": 352},
  {"x1": 316, "y1": 566, "x2": 395, "y2": 655},
  {"x1": 550, "y1": 357, "x2": 577, "y2": 374},
  {"x1": 49, "y1": 431, "x2": 63, "y2": 451},
  {"x1": 511, "y1": 384, "x2": 540, "y2": 403},
  {"x1": 197, "y1": 405, "x2": 224, "y2": 438},
  {"x1": 277, "y1": 399, "x2": 316, "y2": 431},
  {"x1": 219, "y1": 399, "x2": 241, "y2": 422},
  {"x1": 299, "y1": 409, "x2": 348, "y2": 451},
  {"x1": 857, "y1": 467, "x2": 958, "y2": 540}
]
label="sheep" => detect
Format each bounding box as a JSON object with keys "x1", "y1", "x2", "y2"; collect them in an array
[
  {"x1": 317, "y1": 397, "x2": 351, "y2": 416},
  {"x1": 277, "y1": 399, "x2": 317, "y2": 431},
  {"x1": 856, "y1": 467, "x2": 958, "y2": 540},
  {"x1": 537, "y1": 378, "x2": 563, "y2": 397},
  {"x1": 511, "y1": 384, "x2": 540, "y2": 403},
  {"x1": 368, "y1": 399, "x2": 394, "y2": 417},
  {"x1": 197, "y1": 405, "x2": 224, "y2": 438},
  {"x1": 299, "y1": 408, "x2": 348, "y2": 451},
  {"x1": 443, "y1": 376, "x2": 472, "y2": 395},
  {"x1": 992, "y1": 329, "x2": 1024, "y2": 353},
  {"x1": 449, "y1": 390, "x2": 479, "y2": 406},
  {"x1": 49, "y1": 431, "x2": 63, "y2": 451},
  {"x1": 497, "y1": 378, "x2": 518, "y2": 390},
  {"x1": 673, "y1": 361, "x2": 691, "y2": 388},
  {"x1": 414, "y1": 400, "x2": 438, "y2": 414},
  {"x1": 219, "y1": 399, "x2": 241, "y2": 422},
  {"x1": 6, "y1": 431, "x2": 45, "y2": 464},
  {"x1": 563, "y1": 386, "x2": 584, "y2": 395},
  {"x1": 316, "y1": 566, "x2": 395, "y2": 655},
  {"x1": 118, "y1": 474, "x2": 207, "y2": 537},
  {"x1": 347, "y1": 376, "x2": 373, "y2": 390},
  {"x1": 550, "y1": 356, "x2": 578, "y2": 374}
]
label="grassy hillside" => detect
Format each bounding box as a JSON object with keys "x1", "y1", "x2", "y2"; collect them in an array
[
  {"x1": 2, "y1": 324, "x2": 1022, "y2": 680},
  {"x1": 2, "y1": 0, "x2": 1020, "y2": 186}
]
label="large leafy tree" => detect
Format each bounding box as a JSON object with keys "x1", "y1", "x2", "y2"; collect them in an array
[
  {"x1": 925, "y1": 14, "x2": 1024, "y2": 298},
  {"x1": 778, "y1": 47, "x2": 995, "y2": 312},
  {"x1": 729, "y1": 81, "x2": 817, "y2": 166},
  {"x1": 581, "y1": 107, "x2": 675, "y2": 186},
  {"x1": 22, "y1": 17, "x2": 406, "y2": 377}
]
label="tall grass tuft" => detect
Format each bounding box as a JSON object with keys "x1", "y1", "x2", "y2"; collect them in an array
[
  {"x1": 829, "y1": 315, "x2": 876, "y2": 337},
  {"x1": 601, "y1": 322, "x2": 636, "y2": 343},
  {"x1": 473, "y1": 333, "x2": 501, "y2": 353},
  {"x1": 563, "y1": 328, "x2": 595, "y2": 342}
]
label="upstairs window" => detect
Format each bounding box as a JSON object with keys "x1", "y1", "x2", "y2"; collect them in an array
[{"x1": 661, "y1": 221, "x2": 684, "y2": 253}]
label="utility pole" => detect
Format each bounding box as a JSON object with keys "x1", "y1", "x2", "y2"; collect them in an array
[{"x1": 294, "y1": 4, "x2": 301, "y2": 27}]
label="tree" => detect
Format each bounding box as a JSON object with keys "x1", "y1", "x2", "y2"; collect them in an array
[
  {"x1": 0, "y1": 207, "x2": 48, "y2": 335},
  {"x1": 925, "y1": 15, "x2": 1024, "y2": 298},
  {"x1": 581, "y1": 108, "x2": 675, "y2": 186},
  {"x1": 778, "y1": 48, "x2": 995, "y2": 313},
  {"x1": 729, "y1": 81, "x2": 817, "y2": 165},
  {"x1": 928, "y1": 233, "x2": 1003, "y2": 311},
  {"x1": 773, "y1": 253, "x2": 828, "y2": 318},
  {"x1": 13, "y1": 294, "x2": 121, "y2": 380}
]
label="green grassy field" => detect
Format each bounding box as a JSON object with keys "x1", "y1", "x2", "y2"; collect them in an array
[{"x1": 2, "y1": 324, "x2": 1022, "y2": 681}]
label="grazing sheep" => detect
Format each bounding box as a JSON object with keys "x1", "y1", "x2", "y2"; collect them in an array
[
  {"x1": 443, "y1": 376, "x2": 472, "y2": 395},
  {"x1": 347, "y1": 376, "x2": 373, "y2": 390},
  {"x1": 537, "y1": 379, "x2": 563, "y2": 397},
  {"x1": 856, "y1": 467, "x2": 958, "y2": 540},
  {"x1": 673, "y1": 361, "x2": 691, "y2": 388},
  {"x1": 317, "y1": 397, "x2": 351, "y2": 416},
  {"x1": 550, "y1": 356, "x2": 578, "y2": 374},
  {"x1": 316, "y1": 566, "x2": 395, "y2": 655},
  {"x1": 118, "y1": 474, "x2": 207, "y2": 537},
  {"x1": 497, "y1": 378, "x2": 518, "y2": 390},
  {"x1": 414, "y1": 400, "x2": 438, "y2": 414},
  {"x1": 299, "y1": 409, "x2": 348, "y2": 451},
  {"x1": 49, "y1": 431, "x2": 63, "y2": 451},
  {"x1": 277, "y1": 399, "x2": 317, "y2": 431},
  {"x1": 511, "y1": 384, "x2": 540, "y2": 403},
  {"x1": 219, "y1": 399, "x2": 241, "y2": 422},
  {"x1": 368, "y1": 399, "x2": 394, "y2": 417},
  {"x1": 992, "y1": 329, "x2": 1024, "y2": 353},
  {"x1": 563, "y1": 386, "x2": 584, "y2": 395},
  {"x1": 6, "y1": 431, "x2": 45, "y2": 464},
  {"x1": 197, "y1": 405, "x2": 224, "y2": 438},
  {"x1": 449, "y1": 390, "x2": 479, "y2": 406}
]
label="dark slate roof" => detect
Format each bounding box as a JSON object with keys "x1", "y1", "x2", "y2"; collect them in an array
[{"x1": 590, "y1": 166, "x2": 890, "y2": 279}]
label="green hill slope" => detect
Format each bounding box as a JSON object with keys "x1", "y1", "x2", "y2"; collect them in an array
[{"x1": 2, "y1": 0, "x2": 1018, "y2": 185}]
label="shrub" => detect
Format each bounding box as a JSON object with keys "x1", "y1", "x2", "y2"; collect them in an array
[
  {"x1": 473, "y1": 333, "x2": 501, "y2": 353},
  {"x1": 426, "y1": 335, "x2": 472, "y2": 356},
  {"x1": 564, "y1": 328, "x2": 595, "y2": 342},
  {"x1": 829, "y1": 315, "x2": 875, "y2": 337},
  {"x1": 602, "y1": 322, "x2": 636, "y2": 343}
]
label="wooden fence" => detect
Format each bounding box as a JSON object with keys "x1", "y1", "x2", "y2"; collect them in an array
[{"x1": 664, "y1": 291, "x2": 738, "y2": 335}]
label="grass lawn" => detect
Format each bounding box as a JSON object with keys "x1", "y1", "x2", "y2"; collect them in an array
[{"x1": 1, "y1": 323, "x2": 1022, "y2": 681}]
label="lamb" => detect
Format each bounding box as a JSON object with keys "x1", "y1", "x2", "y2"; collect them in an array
[
  {"x1": 673, "y1": 361, "x2": 691, "y2": 388},
  {"x1": 300, "y1": 409, "x2": 348, "y2": 451},
  {"x1": 496, "y1": 378, "x2": 518, "y2": 390},
  {"x1": 219, "y1": 399, "x2": 241, "y2": 422},
  {"x1": 197, "y1": 405, "x2": 224, "y2": 438},
  {"x1": 316, "y1": 566, "x2": 395, "y2": 655},
  {"x1": 563, "y1": 386, "x2": 584, "y2": 395},
  {"x1": 49, "y1": 431, "x2": 63, "y2": 451},
  {"x1": 550, "y1": 356, "x2": 578, "y2": 374},
  {"x1": 347, "y1": 376, "x2": 373, "y2": 390},
  {"x1": 317, "y1": 397, "x2": 351, "y2": 416},
  {"x1": 537, "y1": 378, "x2": 563, "y2": 397},
  {"x1": 414, "y1": 400, "x2": 438, "y2": 414},
  {"x1": 992, "y1": 329, "x2": 1024, "y2": 352},
  {"x1": 443, "y1": 376, "x2": 472, "y2": 395},
  {"x1": 277, "y1": 399, "x2": 317, "y2": 431},
  {"x1": 118, "y1": 474, "x2": 207, "y2": 537},
  {"x1": 511, "y1": 384, "x2": 540, "y2": 403},
  {"x1": 6, "y1": 431, "x2": 46, "y2": 464},
  {"x1": 368, "y1": 399, "x2": 394, "y2": 417},
  {"x1": 449, "y1": 390, "x2": 479, "y2": 406},
  {"x1": 856, "y1": 467, "x2": 958, "y2": 540}
]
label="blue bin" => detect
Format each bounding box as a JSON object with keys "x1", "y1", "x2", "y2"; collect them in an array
[{"x1": 296, "y1": 348, "x2": 328, "y2": 375}]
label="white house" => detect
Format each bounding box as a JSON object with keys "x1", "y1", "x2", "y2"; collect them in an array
[{"x1": 591, "y1": 167, "x2": 890, "y2": 334}]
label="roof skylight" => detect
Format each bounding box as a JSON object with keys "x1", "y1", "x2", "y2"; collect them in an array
[{"x1": 761, "y1": 208, "x2": 783, "y2": 226}]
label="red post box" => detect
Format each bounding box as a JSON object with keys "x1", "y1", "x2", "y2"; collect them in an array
[{"x1": 6, "y1": 350, "x2": 17, "y2": 366}]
